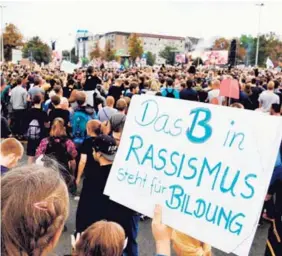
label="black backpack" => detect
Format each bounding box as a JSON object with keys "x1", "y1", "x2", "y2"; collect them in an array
[
  {"x1": 166, "y1": 88, "x2": 176, "y2": 98},
  {"x1": 45, "y1": 137, "x2": 70, "y2": 171}
]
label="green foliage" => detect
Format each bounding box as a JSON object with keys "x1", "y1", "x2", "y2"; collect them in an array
[
  {"x1": 22, "y1": 36, "x2": 51, "y2": 64},
  {"x1": 159, "y1": 46, "x2": 178, "y2": 65},
  {"x1": 128, "y1": 33, "x2": 143, "y2": 61},
  {"x1": 3, "y1": 23, "x2": 24, "y2": 61},
  {"x1": 90, "y1": 43, "x2": 103, "y2": 60},
  {"x1": 146, "y1": 51, "x2": 156, "y2": 66},
  {"x1": 104, "y1": 41, "x2": 116, "y2": 61}
]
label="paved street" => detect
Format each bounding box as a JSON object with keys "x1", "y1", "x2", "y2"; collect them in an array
[{"x1": 53, "y1": 195, "x2": 269, "y2": 256}]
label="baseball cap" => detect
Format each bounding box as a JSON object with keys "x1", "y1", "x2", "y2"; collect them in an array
[{"x1": 92, "y1": 135, "x2": 117, "y2": 161}]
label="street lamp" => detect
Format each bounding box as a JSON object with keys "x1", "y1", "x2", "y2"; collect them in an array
[
  {"x1": 0, "y1": 5, "x2": 6, "y2": 62},
  {"x1": 255, "y1": 3, "x2": 264, "y2": 67}
]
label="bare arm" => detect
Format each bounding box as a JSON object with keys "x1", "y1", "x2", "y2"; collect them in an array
[{"x1": 76, "y1": 154, "x2": 87, "y2": 185}]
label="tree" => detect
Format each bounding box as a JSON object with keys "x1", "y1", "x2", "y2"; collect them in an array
[
  {"x1": 22, "y1": 36, "x2": 52, "y2": 64},
  {"x1": 90, "y1": 43, "x2": 104, "y2": 60},
  {"x1": 128, "y1": 33, "x2": 143, "y2": 62},
  {"x1": 146, "y1": 51, "x2": 156, "y2": 66},
  {"x1": 159, "y1": 46, "x2": 178, "y2": 65},
  {"x1": 212, "y1": 37, "x2": 230, "y2": 50},
  {"x1": 62, "y1": 50, "x2": 70, "y2": 60},
  {"x1": 104, "y1": 40, "x2": 116, "y2": 61},
  {"x1": 3, "y1": 23, "x2": 24, "y2": 61},
  {"x1": 70, "y1": 47, "x2": 78, "y2": 64}
]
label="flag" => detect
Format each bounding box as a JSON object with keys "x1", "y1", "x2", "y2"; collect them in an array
[{"x1": 266, "y1": 57, "x2": 274, "y2": 69}]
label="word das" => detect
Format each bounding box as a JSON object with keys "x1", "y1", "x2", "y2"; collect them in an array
[
  {"x1": 125, "y1": 135, "x2": 257, "y2": 200},
  {"x1": 166, "y1": 184, "x2": 245, "y2": 235}
]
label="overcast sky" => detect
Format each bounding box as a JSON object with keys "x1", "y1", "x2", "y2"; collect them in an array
[{"x1": 2, "y1": 1, "x2": 282, "y2": 51}]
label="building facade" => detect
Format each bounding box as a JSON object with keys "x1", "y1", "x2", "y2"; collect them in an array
[{"x1": 76, "y1": 30, "x2": 199, "y2": 64}]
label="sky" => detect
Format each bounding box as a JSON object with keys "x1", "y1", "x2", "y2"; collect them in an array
[{"x1": 1, "y1": 0, "x2": 282, "y2": 51}]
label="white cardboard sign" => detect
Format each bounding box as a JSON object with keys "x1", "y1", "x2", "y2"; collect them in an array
[
  {"x1": 60, "y1": 60, "x2": 77, "y2": 74},
  {"x1": 105, "y1": 95, "x2": 282, "y2": 255}
]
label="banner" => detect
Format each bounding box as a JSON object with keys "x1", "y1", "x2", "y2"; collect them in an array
[
  {"x1": 12, "y1": 49, "x2": 22, "y2": 64},
  {"x1": 60, "y1": 60, "x2": 77, "y2": 74},
  {"x1": 191, "y1": 50, "x2": 228, "y2": 65},
  {"x1": 105, "y1": 95, "x2": 282, "y2": 255},
  {"x1": 175, "y1": 53, "x2": 186, "y2": 63}
]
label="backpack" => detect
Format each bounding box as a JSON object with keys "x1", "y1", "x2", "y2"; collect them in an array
[
  {"x1": 45, "y1": 137, "x2": 70, "y2": 171},
  {"x1": 27, "y1": 119, "x2": 41, "y2": 140},
  {"x1": 72, "y1": 111, "x2": 92, "y2": 145},
  {"x1": 166, "y1": 89, "x2": 175, "y2": 98}
]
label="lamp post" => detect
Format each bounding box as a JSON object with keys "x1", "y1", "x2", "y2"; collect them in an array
[
  {"x1": 255, "y1": 3, "x2": 264, "y2": 67},
  {"x1": 0, "y1": 5, "x2": 6, "y2": 62}
]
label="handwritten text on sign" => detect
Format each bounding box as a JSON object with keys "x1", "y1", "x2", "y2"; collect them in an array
[{"x1": 104, "y1": 95, "x2": 282, "y2": 255}]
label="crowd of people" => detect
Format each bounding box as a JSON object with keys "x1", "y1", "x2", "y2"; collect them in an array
[{"x1": 1, "y1": 62, "x2": 282, "y2": 256}]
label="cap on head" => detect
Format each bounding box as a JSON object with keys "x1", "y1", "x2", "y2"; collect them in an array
[{"x1": 92, "y1": 135, "x2": 117, "y2": 161}]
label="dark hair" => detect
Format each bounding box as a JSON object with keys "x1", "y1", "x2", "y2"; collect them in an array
[
  {"x1": 53, "y1": 85, "x2": 62, "y2": 94},
  {"x1": 274, "y1": 80, "x2": 280, "y2": 89},
  {"x1": 251, "y1": 78, "x2": 256, "y2": 84},
  {"x1": 155, "y1": 92, "x2": 162, "y2": 96},
  {"x1": 16, "y1": 78, "x2": 22, "y2": 85},
  {"x1": 33, "y1": 94, "x2": 42, "y2": 105},
  {"x1": 129, "y1": 82, "x2": 138, "y2": 92},
  {"x1": 51, "y1": 95, "x2": 61, "y2": 106},
  {"x1": 159, "y1": 78, "x2": 165, "y2": 84},
  {"x1": 166, "y1": 78, "x2": 173, "y2": 87},
  {"x1": 271, "y1": 103, "x2": 281, "y2": 114},
  {"x1": 34, "y1": 76, "x2": 40, "y2": 86},
  {"x1": 87, "y1": 66, "x2": 94, "y2": 75},
  {"x1": 186, "y1": 80, "x2": 194, "y2": 89}
]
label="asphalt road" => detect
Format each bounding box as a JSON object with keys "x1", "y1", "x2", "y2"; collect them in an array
[{"x1": 52, "y1": 195, "x2": 269, "y2": 256}]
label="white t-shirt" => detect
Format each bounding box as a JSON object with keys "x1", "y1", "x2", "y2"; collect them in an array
[
  {"x1": 258, "y1": 90, "x2": 280, "y2": 112},
  {"x1": 208, "y1": 89, "x2": 225, "y2": 105}
]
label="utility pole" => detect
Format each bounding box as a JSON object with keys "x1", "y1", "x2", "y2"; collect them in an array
[
  {"x1": 0, "y1": 5, "x2": 6, "y2": 62},
  {"x1": 255, "y1": 3, "x2": 264, "y2": 66}
]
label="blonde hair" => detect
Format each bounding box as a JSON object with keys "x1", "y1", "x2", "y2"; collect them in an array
[
  {"x1": 106, "y1": 96, "x2": 115, "y2": 107},
  {"x1": 267, "y1": 81, "x2": 275, "y2": 90},
  {"x1": 0, "y1": 138, "x2": 24, "y2": 157},
  {"x1": 150, "y1": 80, "x2": 160, "y2": 92},
  {"x1": 1, "y1": 164, "x2": 69, "y2": 256},
  {"x1": 50, "y1": 118, "x2": 66, "y2": 137},
  {"x1": 74, "y1": 221, "x2": 125, "y2": 256}
]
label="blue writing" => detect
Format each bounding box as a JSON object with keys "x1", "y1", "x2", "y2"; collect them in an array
[
  {"x1": 125, "y1": 135, "x2": 143, "y2": 164},
  {"x1": 186, "y1": 107, "x2": 212, "y2": 144},
  {"x1": 220, "y1": 168, "x2": 240, "y2": 197},
  {"x1": 240, "y1": 173, "x2": 257, "y2": 199}
]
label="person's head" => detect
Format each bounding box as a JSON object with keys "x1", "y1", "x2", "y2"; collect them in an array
[
  {"x1": 251, "y1": 78, "x2": 256, "y2": 85},
  {"x1": 74, "y1": 221, "x2": 125, "y2": 256},
  {"x1": 150, "y1": 80, "x2": 159, "y2": 92},
  {"x1": 211, "y1": 79, "x2": 220, "y2": 89},
  {"x1": 92, "y1": 135, "x2": 118, "y2": 165},
  {"x1": 87, "y1": 66, "x2": 94, "y2": 75},
  {"x1": 186, "y1": 79, "x2": 194, "y2": 89},
  {"x1": 1, "y1": 164, "x2": 69, "y2": 256},
  {"x1": 270, "y1": 103, "x2": 281, "y2": 116},
  {"x1": 51, "y1": 95, "x2": 61, "y2": 108},
  {"x1": 116, "y1": 99, "x2": 127, "y2": 113},
  {"x1": 76, "y1": 91, "x2": 87, "y2": 106},
  {"x1": 106, "y1": 96, "x2": 115, "y2": 108},
  {"x1": 86, "y1": 120, "x2": 102, "y2": 137},
  {"x1": 115, "y1": 78, "x2": 123, "y2": 87},
  {"x1": 230, "y1": 103, "x2": 244, "y2": 109},
  {"x1": 244, "y1": 83, "x2": 253, "y2": 96},
  {"x1": 50, "y1": 118, "x2": 66, "y2": 137},
  {"x1": 129, "y1": 82, "x2": 139, "y2": 94},
  {"x1": 53, "y1": 84, "x2": 63, "y2": 96},
  {"x1": 166, "y1": 78, "x2": 174, "y2": 87},
  {"x1": 32, "y1": 94, "x2": 42, "y2": 105},
  {"x1": 16, "y1": 77, "x2": 22, "y2": 86},
  {"x1": 60, "y1": 97, "x2": 69, "y2": 110},
  {"x1": 34, "y1": 76, "x2": 41, "y2": 87},
  {"x1": 0, "y1": 138, "x2": 24, "y2": 169},
  {"x1": 267, "y1": 81, "x2": 275, "y2": 91}
]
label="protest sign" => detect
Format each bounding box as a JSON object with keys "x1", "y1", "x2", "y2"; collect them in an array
[
  {"x1": 105, "y1": 95, "x2": 282, "y2": 255},
  {"x1": 220, "y1": 78, "x2": 240, "y2": 99},
  {"x1": 60, "y1": 60, "x2": 77, "y2": 74}
]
